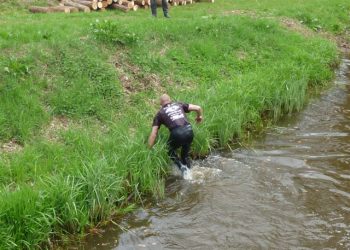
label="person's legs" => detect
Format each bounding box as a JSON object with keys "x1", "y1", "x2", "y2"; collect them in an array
[
  {"x1": 162, "y1": 0, "x2": 169, "y2": 17},
  {"x1": 180, "y1": 126, "x2": 194, "y2": 168},
  {"x1": 150, "y1": 0, "x2": 157, "y2": 16},
  {"x1": 168, "y1": 143, "x2": 182, "y2": 169},
  {"x1": 181, "y1": 143, "x2": 192, "y2": 168},
  {"x1": 168, "y1": 129, "x2": 181, "y2": 169}
]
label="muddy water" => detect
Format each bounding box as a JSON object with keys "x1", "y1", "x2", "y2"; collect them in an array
[{"x1": 84, "y1": 58, "x2": 350, "y2": 249}]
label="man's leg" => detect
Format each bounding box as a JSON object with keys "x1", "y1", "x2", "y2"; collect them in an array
[
  {"x1": 181, "y1": 143, "x2": 192, "y2": 169},
  {"x1": 150, "y1": 0, "x2": 157, "y2": 16},
  {"x1": 180, "y1": 128, "x2": 194, "y2": 168},
  {"x1": 162, "y1": 0, "x2": 169, "y2": 17},
  {"x1": 168, "y1": 144, "x2": 182, "y2": 169},
  {"x1": 168, "y1": 131, "x2": 182, "y2": 169}
]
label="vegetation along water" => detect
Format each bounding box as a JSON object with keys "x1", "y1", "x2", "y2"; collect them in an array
[{"x1": 0, "y1": 0, "x2": 349, "y2": 248}]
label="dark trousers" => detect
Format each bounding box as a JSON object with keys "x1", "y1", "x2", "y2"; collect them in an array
[
  {"x1": 150, "y1": 0, "x2": 168, "y2": 16},
  {"x1": 168, "y1": 125, "x2": 194, "y2": 169}
]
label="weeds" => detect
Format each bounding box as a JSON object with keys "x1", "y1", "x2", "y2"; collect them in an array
[{"x1": 91, "y1": 20, "x2": 140, "y2": 45}]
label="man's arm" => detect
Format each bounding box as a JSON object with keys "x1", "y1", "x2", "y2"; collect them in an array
[
  {"x1": 188, "y1": 104, "x2": 203, "y2": 123},
  {"x1": 148, "y1": 126, "x2": 159, "y2": 148}
]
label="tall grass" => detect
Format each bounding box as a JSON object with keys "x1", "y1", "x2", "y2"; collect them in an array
[
  {"x1": 0, "y1": 0, "x2": 342, "y2": 248},
  {"x1": 92, "y1": 16, "x2": 336, "y2": 149}
]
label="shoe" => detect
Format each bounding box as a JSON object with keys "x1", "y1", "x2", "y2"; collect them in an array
[
  {"x1": 152, "y1": 14, "x2": 157, "y2": 18},
  {"x1": 164, "y1": 15, "x2": 171, "y2": 18}
]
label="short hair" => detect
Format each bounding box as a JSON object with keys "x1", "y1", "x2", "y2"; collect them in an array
[{"x1": 160, "y1": 94, "x2": 171, "y2": 105}]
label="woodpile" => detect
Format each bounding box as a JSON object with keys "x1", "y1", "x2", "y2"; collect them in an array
[{"x1": 29, "y1": 0, "x2": 214, "y2": 14}]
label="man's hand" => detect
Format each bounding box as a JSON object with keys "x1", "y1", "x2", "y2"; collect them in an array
[
  {"x1": 189, "y1": 104, "x2": 203, "y2": 124},
  {"x1": 148, "y1": 126, "x2": 159, "y2": 149},
  {"x1": 196, "y1": 115, "x2": 203, "y2": 123}
]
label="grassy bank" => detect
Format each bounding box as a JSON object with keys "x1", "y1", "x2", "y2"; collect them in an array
[{"x1": 0, "y1": 0, "x2": 348, "y2": 248}]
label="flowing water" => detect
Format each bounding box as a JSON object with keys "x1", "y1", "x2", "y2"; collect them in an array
[{"x1": 83, "y1": 58, "x2": 350, "y2": 249}]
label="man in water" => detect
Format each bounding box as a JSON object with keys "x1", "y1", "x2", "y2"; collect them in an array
[
  {"x1": 148, "y1": 94, "x2": 203, "y2": 173},
  {"x1": 150, "y1": 0, "x2": 170, "y2": 18}
]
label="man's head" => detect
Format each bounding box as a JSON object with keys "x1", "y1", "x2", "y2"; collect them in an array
[{"x1": 160, "y1": 94, "x2": 171, "y2": 106}]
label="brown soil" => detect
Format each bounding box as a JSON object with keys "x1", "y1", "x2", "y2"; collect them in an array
[
  {"x1": 113, "y1": 52, "x2": 166, "y2": 95},
  {"x1": 44, "y1": 116, "x2": 70, "y2": 142},
  {"x1": 279, "y1": 17, "x2": 314, "y2": 37},
  {"x1": 1, "y1": 140, "x2": 23, "y2": 153},
  {"x1": 223, "y1": 9, "x2": 260, "y2": 18},
  {"x1": 237, "y1": 51, "x2": 247, "y2": 60}
]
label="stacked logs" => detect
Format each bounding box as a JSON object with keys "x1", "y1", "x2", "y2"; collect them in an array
[{"x1": 29, "y1": 0, "x2": 214, "y2": 14}]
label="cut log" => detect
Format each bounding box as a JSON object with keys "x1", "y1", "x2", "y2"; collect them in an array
[
  {"x1": 101, "y1": 1, "x2": 109, "y2": 8},
  {"x1": 63, "y1": 0, "x2": 91, "y2": 12},
  {"x1": 134, "y1": 0, "x2": 145, "y2": 6},
  {"x1": 122, "y1": 0, "x2": 134, "y2": 8},
  {"x1": 36, "y1": 0, "x2": 213, "y2": 14},
  {"x1": 66, "y1": 6, "x2": 80, "y2": 12},
  {"x1": 29, "y1": 6, "x2": 70, "y2": 13},
  {"x1": 72, "y1": 0, "x2": 98, "y2": 10},
  {"x1": 110, "y1": 3, "x2": 130, "y2": 11}
]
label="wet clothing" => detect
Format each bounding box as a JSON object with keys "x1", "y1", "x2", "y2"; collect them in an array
[
  {"x1": 152, "y1": 102, "x2": 193, "y2": 169},
  {"x1": 152, "y1": 102, "x2": 190, "y2": 131},
  {"x1": 168, "y1": 124, "x2": 194, "y2": 169},
  {"x1": 150, "y1": 0, "x2": 168, "y2": 17}
]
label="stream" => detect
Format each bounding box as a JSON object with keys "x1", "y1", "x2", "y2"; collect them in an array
[{"x1": 82, "y1": 58, "x2": 350, "y2": 249}]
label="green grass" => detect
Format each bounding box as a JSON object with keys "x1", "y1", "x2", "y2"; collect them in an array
[
  {"x1": 0, "y1": 0, "x2": 347, "y2": 248},
  {"x1": 170, "y1": 0, "x2": 350, "y2": 34}
]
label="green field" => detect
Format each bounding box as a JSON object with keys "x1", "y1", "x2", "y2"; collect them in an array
[{"x1": 0, "y1": 0, "x2": 349, "y2": 248}]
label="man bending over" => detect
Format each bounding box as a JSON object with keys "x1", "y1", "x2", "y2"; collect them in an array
[{"x1": 148, "y1": 94, "x2": 203, "y2": 173}]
